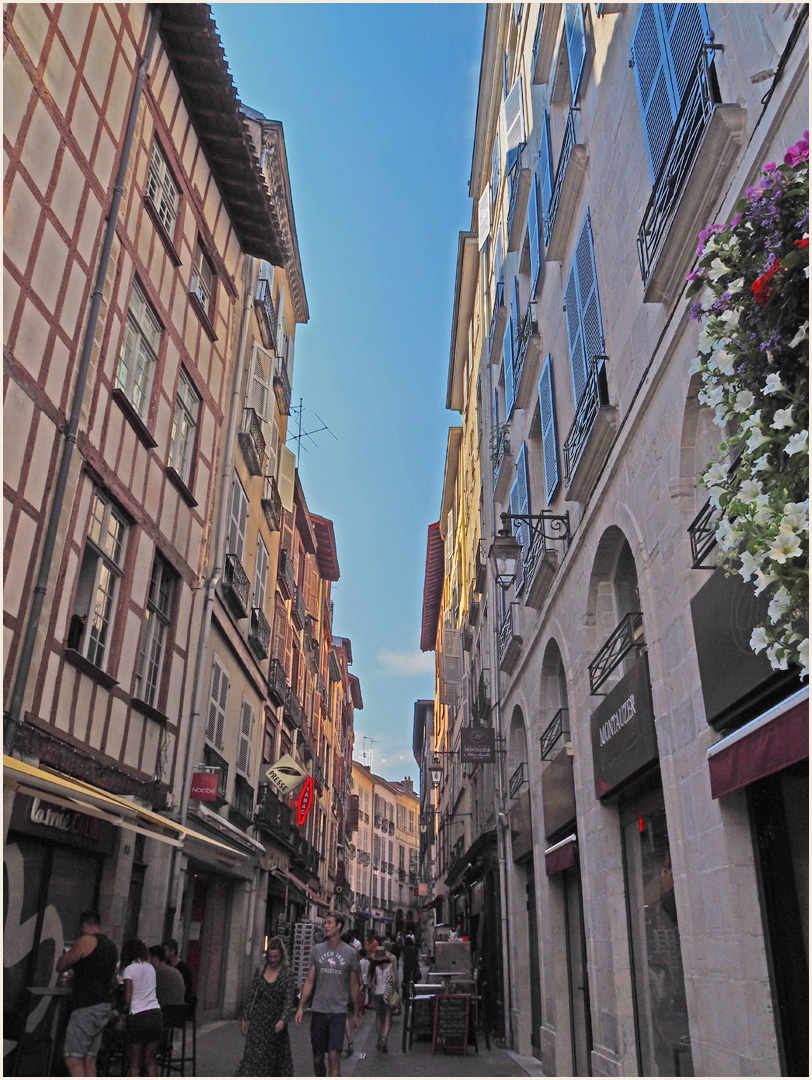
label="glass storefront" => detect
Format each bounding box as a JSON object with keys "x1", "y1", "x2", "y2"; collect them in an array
[{"x1": 622, "y1": 798, "x2": 693, "y2": 1076}]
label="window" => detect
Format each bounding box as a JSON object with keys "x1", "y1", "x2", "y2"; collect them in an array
[
  {"x1": 564, "y1": 3, "x2": 587, "y2": 102},
  {"x1": 254, "y1": 536, "x2": 269, "y2": 611},
  {"x1": 538, "y1": 355, "x2": 560, "y2": 503},
  {"x1": 510, "y1": 444, "x2": 530, "y2": 593},
  {"x1": 503, "y1": 306, "x2": 515, "y2": 417},
  {"x1": 168, "y1": 369, "x2": 200, "y2": 485},
  {"x1": 632, "y1": 3, "x2": 712, "y2": 181},
  {"x1": 206, "y1": 655, "x2": 229, "y2": 749},
  {"x1": 134, "y1": 554, "x2": 174, "y2": 706},
  {"x1": 69, "y1": 492, "x2": 128, "y2": 669},
  {"x1": 503, "y1": 76, "x2": 525, "y2": 175},
  {"x1": 227, "y1": 477, "x2": 249, "y2": 561},
  {"x1": 564, "y1": 211, "x2": 604, "y2": 404},
  {"x1": 409, "y1": 810, "x2": 415, "y2": 833},
  {"x1": 116, "y1": 282, "x2": 160, "y2": 419},
  {"x1": 237, "y1": 699, "x2": 255, "y2": 775},
  {"x1": 191, "y1": 242, "x2": 214, "y2": 312},
  {"x1": 145, "y1": 144, "x2": 179, "y2": 232}
]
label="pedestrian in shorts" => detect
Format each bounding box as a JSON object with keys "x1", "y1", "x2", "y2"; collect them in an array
[{"x1": 56, "y1": 910, "x2": 118, "y2": 1077}]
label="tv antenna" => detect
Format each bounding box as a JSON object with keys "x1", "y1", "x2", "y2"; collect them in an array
[
  {"x1": 287, "y1": 398, "x2": 337, "y2": 467},
  {"x1": 362, "y1": 736, "x2": 379, "y2": 770}
]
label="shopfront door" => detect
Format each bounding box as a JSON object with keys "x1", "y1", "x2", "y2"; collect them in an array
[
  {"x1": 525, "y1": 871, "x2": 543, "y2": 1061},
  {"x1": 563, "y1": 864, "x2": 592, "y2": 1075}
]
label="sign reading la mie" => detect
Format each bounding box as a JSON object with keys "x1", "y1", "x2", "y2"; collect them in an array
[{"x1": 265, "y1": 754, "x2": 308, "y2": 796}]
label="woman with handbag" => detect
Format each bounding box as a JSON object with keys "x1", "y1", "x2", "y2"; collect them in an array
[
  {"x1": 237, "y1": 938, "x2": 295, "y2": 1076},
  {"x1": 368, "y1": 947, "x2": 399, "y2": 1053}
]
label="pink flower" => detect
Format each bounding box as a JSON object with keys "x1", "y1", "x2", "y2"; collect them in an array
[
  {"x1": 764, "y1": 162, "x2": 777, "y2": 173},
  {"x1": 730, "y1": 212, "x2": 742, "y2": 230},
  {"x1": 784, "y1": 131, "x2": 810, "y2": 165}
]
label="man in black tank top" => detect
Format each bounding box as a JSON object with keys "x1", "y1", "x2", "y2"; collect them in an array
[{"x1": 57, "y1": 910, "x2": 118, "y2": 1076}]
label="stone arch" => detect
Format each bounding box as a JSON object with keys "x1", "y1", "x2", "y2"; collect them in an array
[
  {"x1": 540, "y1": 637, "x2": 569, "y2": 719},
  {"x1": 585, "y1": 526, "x2": 643, "y2": 690},
  {"x1": 677, "y1": 371, "x2": 734, "y2": 514},
  {"x1": 508, "y1": 704, "x2": 529, "y2": 781}
]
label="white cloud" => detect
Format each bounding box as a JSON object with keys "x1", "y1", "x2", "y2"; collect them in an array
[{"x1": 376, "y1": 649, "x2": 435, "y2": 677}]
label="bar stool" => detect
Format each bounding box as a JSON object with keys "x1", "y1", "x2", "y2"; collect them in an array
[{"x1": 159, "y1": 1000, "x2": 196, "y2": 1076}]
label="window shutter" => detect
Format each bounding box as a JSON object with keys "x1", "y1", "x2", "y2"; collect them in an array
[
  {"x1": 228, "y1": 479, "x2": 248, "y2": 559},
  {"x1": 493, "y1": 386, "x2": 500, "y2": 430},
  {"x1": 528, "y1": 177, "x2": 541, "y2": 295},
  {"x1": 565, "y1": 265, "x2": 587, "y2": 404},
  {"x1": 249, "y1": 343, "x2": 274, "y2": 423},
  {"x1": 510, "y1": 443, "x2": 531, "y2": 592},
  {"x1": 538, "y1": 112, "x2": 554, "y2": 243},
  {"x1": 277, "y1": 445, "x2": 296, "y2": 509},
  {"x1": 254, "y1": 538, "x2": 269, "y2": 611},
  {"x1": 538, "y1": 355, "x2": 560, "y2": 503},
  {"x1": 442, "y1": 628, "x2": 464, "y2": 682},
  {"x1": 495, "y1": 229, "x2": 504, "y2": 288},
  {"x1": 565, "y1": 3, "x2": 587, "y2": 102},
  {"x1": 275, "y1": 282, "x2": 285, "y2": 344},
  {"x1": 504, "y1": 321, "x2": 515, "y2": 418},
  {"x1": 512, "y1": 277, "x2": 521, "y2": 354},
  {"x1": 272, "y1": 596, "x2": 287, "y2": 661},
  {"x1": 478, "y1": 185, "x2": 492, "y2": 250},
  {"x1": 663, "y1": 4, "x2": 712, "y2": 103},
  {"x1": 206, "y1": 658, "x2": 221, "y2": 743},
  {"x1": 491, "y1": 132, "x2": 500, "y2": 201},
  {"x1": 286, "y1": 335, "x2": 295, "y2": 380},
  {"x1": 460, "y1": 672, "x2": 472, "y2": 728},
  {"x1": 503, "y1": 76, "x2": 526, "y2": 173},
  {"x1": 238, "y1": 699, "x2": 254, "y2": 774},
  {"x1": 575, "y1": 211, "x2": 604, "y2": 374},
  {"x1": 266, "y1": 417, "x2": 280, "y2": 479},
  {"x1": 631, "y1": 4, "x2": 678, "y2": 181}
]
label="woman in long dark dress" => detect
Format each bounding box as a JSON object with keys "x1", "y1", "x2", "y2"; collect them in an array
[{"x1": 237, "y1": 938, "x2": 295, "y2": 1076}]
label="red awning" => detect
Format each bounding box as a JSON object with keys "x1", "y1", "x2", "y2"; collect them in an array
[
  {"x1": 420, "y1": 522, "x2": 444, "y2": 652},
  {"x1": 707, "y1": 688, "x2": 808, "y2": 800},
  {"x1": 544, "y1": 834, "x2": 577, "y2": 876}
]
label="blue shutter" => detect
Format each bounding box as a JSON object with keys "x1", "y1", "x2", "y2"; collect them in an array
[
  {"x1": 663, "y1": 4, "x2": 712, "y2": 102},
  {"x1": 504, "y1": 321, "x2": 515, "y2": 418},
  {"x1": 495, "y1": 229, "x2": 504, "y2": 285},
  {"x1": 510, "y1": 444, "x2": 530, "y2": 593},
  {"x1": 564, "y1": 264, "x2": 587, "y2": 405},
  {"x1": 631, "y1": 4, "x2": 678, "y2": 180},
  {"x1": 538, "y1": 112, "x2": 554, "y2": 245},
  {"x1": 512, "y1": 277, "x2": 521, "y2": 354},
  {"x1": 564, "y1": 3, "x2": 587, "y2": 102},
  {"x1": 528, "y1": 178, "x2": 541, "y2": 294},
  {"x1": 538, "y1": 355, "x2": 560, "y2": 503},
  {"x1": 575, "y1": 211, "x2": 604, "y2": 374},
  {"x1": 503, "y1": 51, "x2": 509, "y2": 99}
]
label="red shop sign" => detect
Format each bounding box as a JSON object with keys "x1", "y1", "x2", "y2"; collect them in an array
[
  {"x1": 297, "y1": 777, "x2": 314, "y2": 826},
  {"x1": 190, "y1": 772, "x2": 219, "y2": 801}
]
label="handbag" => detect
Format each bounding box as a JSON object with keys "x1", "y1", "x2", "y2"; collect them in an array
[{"x1": 389, "y1": 989, "x2": 400, "y2": 1011}]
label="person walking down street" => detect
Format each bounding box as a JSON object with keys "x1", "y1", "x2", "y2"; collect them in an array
[
  {"x1": 237, "y1": 938, "x2": 295, "y2": 1077},
  {"x1": 120, "y1": 939, "x2": 163, "y2": 1077},
  {"x1": 56, "y1": 909, "x2": 118, "y2": 1077},
  {"x1": 401, "y1": 934, "x2": 419, "y2": 990},
  {"x1": 148, "y1": 946, "x2": 185, "y2": 1007},
  {"x1": 295, "y1": 911, "x2": 360, "y2": 1077},
  {"x1": 365, "y1": 929, "x2": 379, "y2": 956},
  {"x1": 368, "y1": 946, "x2": 399, "y2": 1054}
]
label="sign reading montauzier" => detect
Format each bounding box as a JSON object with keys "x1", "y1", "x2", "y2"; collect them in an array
[{"x1": 591, "y1": 654, "x2": 658, "y2": 800}]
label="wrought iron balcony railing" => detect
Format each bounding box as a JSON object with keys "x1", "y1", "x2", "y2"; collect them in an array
[
  {"x1": 563, "y1": 357, "x2": 610, "y2": 487},
  {"x1": 232, "y1": 775, "x2": 254, "y2": 822},
  {"x1": 488, "y1": 280, "x2": 505, "y2": 357},
  {"x1": 509, "y1": 761, "x2": 528, "y2": 799},
  {"x1": 688, "y1": 498, "x2": 721, "y2": 569},
  {"x1": 290, "y1": 584, "x2": 307, "y2": 631},
  {"x1": 255, "y1": 276, "x2": 277, "y2": 351},
  {"x1": 261, "y1": 474, "x2": 282, "y2": 533},
  {"x1": 540, "y1": 707, "x2": 570, "y2": 761},
  {"x1": 490, "y1": 423, "x2": 510, "y2": 485},
  {"x1": 498, "y1": 604, "x2": 522, "y2": 671},
  {"x1": 255, "y1": 784, "x2": 292, "y2": 843},
  {"x1": 475, "y1": 539, "x2": 487, "y2": 594},
  {"x1": 223, "y1": 552, "x2": 250, "y2": 618},
  {"x1": 268, "y1": 657, "x2": 288, "y2": 707},
  {"x1": 638, "y1": 47, "x2": 721, "y2": 289},
  {"x1": 273, "y1": 360, "x2": 291, "y2": 416},
  {"x1": 545, "y1": 107, "x2": 578, "y2": 245},
  {"x1": 285, "y1": 686, "x2": 303, "y2": 728},
  {"x1": 513, "y1": 300, "x2": 538, "y2": 400},
  {"x1": 248, "y1": 606, "x2": 271, "y2": 660},
  {"x1": 589, "y1": 612, "x2": 645, "y2": 694},
  {"x1": 238, "y1": 407, "x2": 266, "y2": 476},
  {"x1": 278, "y1": 548, "x2": 296, "y2": 599}
]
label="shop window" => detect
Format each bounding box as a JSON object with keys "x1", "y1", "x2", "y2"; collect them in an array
[
  {"x1": 69, "y1": 491, "x2": 128, "y2": 670},
  {"x1": 134, "y1": 554, "x2": 174, "y2": 707}
]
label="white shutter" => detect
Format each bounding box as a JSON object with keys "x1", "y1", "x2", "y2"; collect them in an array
[
  {"x1": 277, "y1": 444, "x2": 296, "y2": 510},
  {"x1": 228, "y1": 478, "x2": 248, "y2": 559},
  {"x1": 254, "y1": 536, "x2": 269, "y2": 610},
  {"x1": 266, "y1": 417, "x2": 280, "y2": 479},
  {"x1": 502, "y1": 76, "x2": 526, "y2": 171},
  {"x1": 478, "y1": 185, "x2": 491, "y2": 250},
  {"x1": 238, "y1": 699, "x2": 254, "y2": 775},
  {"x1": 460, "y1": 672, "x2": 472, "y2": 727},
  {"x1": 208, "y1": 656, "x2": 229, "y2": 750},
  {"x1": 442, "y1": 628, "x2": 464, "y2": 683},
  {"x1": 249, "y1": 343, "x2": 274, "y2": 423}
]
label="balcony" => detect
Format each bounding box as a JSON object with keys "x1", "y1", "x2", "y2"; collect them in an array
[
  {"x1": 202, "y1": 745, "x2": 228, "y2": 806},
  {"x1": 488, "y1": 281, "x2": 507, "y2": 362},
  {"x1": 290, "y1": 584, "x2": 306, "y2": 631},
  {"x1": 238, "y1": 407, "x2": 266, "y2": 476},
  {"x1": 540, "y1": 707, "x2": 571, "y2": 761},
  {"x1": 248, "y1": 606, "x2": 271, "y2": 660},
  {"x1": 261, "y1": 474, "x2": 282, "y2": 533},
  {"x1": 589, "y1": 612, "x2": 646, "y2": 695},
  {"x1": 512, "y1": 300, "x2": 542, "y2": 410},
  {"x1": 563, "y1": 358, "x2": 618, "y2": 503},
  {"x1": 273, "y1": 360, "x2": 291, "y2": 416},
  {"x1": 509, "y1": 761, "x2": 528, "y2": 799},
  {"x1": 491, "y1": 423, "x2": 513, "y2": 504},
  {"x1": 389, "y1": 821, "x2": 395, "y2": 836},
  {"x1": 254, "y1": 276, "x2": 277, "y2": 351},
  {"x1": 278, "y1": 548, "x2": 295, "y2": 599},
  {"x1": 268, "y1": 657, "x2": 288, "y2": 707},
  {"x1": 523, "y1": 511, "x2": 571, "y2": 609},
  {"x1": 688, "y1": 498, "x2": 722, "y2": 569},
  {"x1": 507, "y1": 144, "x2": 531, "y2": 252},
  {"x1": 374, "y1": 814, "x2": 381, "y2": 829},
  {"x1": 285, "y1": 686, "x2": 303, "y2": 729},
  {"x1": 638, "y1": 48, "x2": 745, "y2": 303},
  {"x1": 545, "y1": 108, "x2": 588, "y2": 264},
  {"x1": 498, "y1": 605, "x2": 522, "y2": 674},
  {"x1": 232, "y1": 774, "x2": 254, "y2": 825},
  {"x1": 223, "y1": 552, "x2": 250, "y2": 618},
  {"x1": 255, "y1": 784, "x2": 292, "y2": 844},
  {"x1": 398, "y1": 868, "x2": 406, "y2": 882}
]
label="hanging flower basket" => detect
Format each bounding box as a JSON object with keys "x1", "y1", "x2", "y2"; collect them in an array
[{"x1": 686, "y1": 133, "x2": 809, "y2": 679}]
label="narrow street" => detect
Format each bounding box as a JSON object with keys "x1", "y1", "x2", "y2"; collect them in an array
[{"x1": 195, "y1": 1008, "x2": 544, "y2": 1077}]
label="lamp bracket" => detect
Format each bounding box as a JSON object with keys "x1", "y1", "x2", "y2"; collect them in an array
[{"x1": 499, "y1": 510, "x2": 571, "y2": 551}]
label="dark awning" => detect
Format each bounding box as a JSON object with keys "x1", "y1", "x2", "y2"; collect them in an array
[
  {"x1": 418, "y1": 896, "x2": 443, "y2": 914},
  {"x1": 707, "y1": 687, "x2": 808, "y2": 800},
  {"x1": 544, "y1": 833, "x2": 577, "y2": 876}
]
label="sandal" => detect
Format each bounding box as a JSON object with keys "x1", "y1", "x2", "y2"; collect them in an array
[
  {"x1": 382, "y1": 1042, "x2": 388, "y2": 1053},
  {"x1": 344, "y1": 1042, "x2": 353, "y2": 1058}
]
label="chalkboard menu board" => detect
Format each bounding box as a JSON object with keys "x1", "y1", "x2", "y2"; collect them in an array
[{"x1": 432, "y1": 994, "x2": 470, "y2": 1054}]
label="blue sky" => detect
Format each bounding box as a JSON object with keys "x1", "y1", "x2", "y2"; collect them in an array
[{"x1": 211, "y1": 4, "x2": 483, "y2": 784}]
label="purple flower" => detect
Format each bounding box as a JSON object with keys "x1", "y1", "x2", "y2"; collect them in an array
[
  {"x1": 764, "y1": 162, "x2": 777, "y2": 173},
  {"x1": 730, "y1": 212, "x2": 742, "y2": 230},
  {"x1": 764, "y1": 252, "x2": 777, "y2": 271},
  {"x1": 688, "y1": 300, "x2": 704, "y2": 322},
  {"x1": 686, "y1": 267, "x2": 701, "y2": 283}
]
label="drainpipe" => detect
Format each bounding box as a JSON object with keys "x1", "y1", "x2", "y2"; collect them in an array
[
  {"x1": 166, "y1": 252, "x2": 255, "y2": 931},
  {"x1": 4, "y1": 8, "x2": 162, "y2": 755},
  {"x1": 483, "y1": 341, "x2": 515, "y2": 1051}
]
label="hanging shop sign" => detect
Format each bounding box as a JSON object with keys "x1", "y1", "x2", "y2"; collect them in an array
[
  {"x1": 265, "y1": 754, "x2": 308, "y2": 797},
  {"x1": 590, "y1": 653, "x2": 657, "y2": 800},
  {"x1": 297, "y1": 776, "x2": 315, "y2": 826},
  {"x1": 418, "y1": 882, "x2": 429, "y2": 897},
  {"x1": 190, "y1": 772, "x2": 220, "y2": 801},
  {"x1": 460, "y1": 727, "x2": 496, "y2": 763}
]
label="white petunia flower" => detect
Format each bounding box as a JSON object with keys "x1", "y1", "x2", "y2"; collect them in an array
[
  {"x1": 703, "y1": 462, "x2": 727, "y2": 487},
  {"x1": 699, "y1": 385, "x2": 725, "y2": 409},
  {"x1": 713, "y1": 406, "x2": 729, "y2": 427},
  {"x1": 707, "y1": 258, "x2": 730, "y2": 281},
  {"x1": 711, "y1": 347, "x2": 736, "y2": 375},
  {"x1": 789, "y1": 320, "x2": 809, "y2": 348},
  {"x1": 720, "y1": 308, "x2": 740, "y2": 328},
  {"x1": 697, "y1": 328, "x2": 716, "y2": 353},
  {"x1": 746, "y1": 428, "x2": 771, "y2": 453},
  {"x1": 785, "y1": 430, "x2": 808, "y2": 456},
  {"x1": 766, "y1": 645, "x2": 790, "y2": 671},
  {"x1": 768, "y1": 531, "x2": 802, "y2": 564},
  {"x1": 688, "y1": 355, "x2": 705, "y2": 376},
  {"x1": 752, "y1": 453, "x2": 770, "y2": 472},
  {"x1": 763, "y1": 373, "x2": 786, "y2": 395},
  {"x1": 772, "y1": 407, "x2": 795, "y2": 430},
  {"x1": 767, "y1": 587, "x2": 792, "y2": 624},
  {"x1": 715, "y1": 518, "x2": 742, "y2": 551},
  {"x1": 728, "y1": 277, "x2": 745, "y2": 292},
  {"x1": 738, "y1": 549, "x2": 762, "y2": 581},
  {"x1": 799, "y1": 638, "x2": 809, "y2": 681},
  {"x1": 750, "y1": 626, "x2": 769, "y2": 653},
  {"x1": 738, "y1": 479, "x2": 763, "y2": 503},
  {"x1": 734, "y1": 390, "x2": 755, "y2": 412},
  {"x1": 752, "y1": 495, "x2": 773, "y2": 526},
  {"x1": 754, "y1": 569, "x2": 779, "y2": 595},
  {"x1": 781, "y1": 502, "x2": 810, "y2": 534}
]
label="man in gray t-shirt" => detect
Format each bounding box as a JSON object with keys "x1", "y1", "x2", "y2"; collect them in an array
[{"x1": 295, "y1": 912, "x2": 360, "y2": 1076}]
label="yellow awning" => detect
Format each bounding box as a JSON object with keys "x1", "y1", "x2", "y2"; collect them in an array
[{"x1": 4, "y1": 755, "x2": 248, "y2": 863}]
